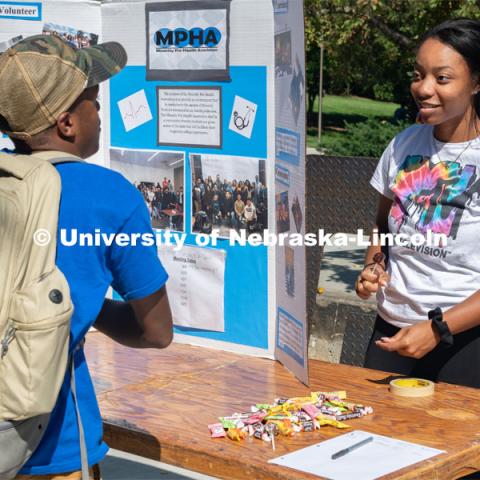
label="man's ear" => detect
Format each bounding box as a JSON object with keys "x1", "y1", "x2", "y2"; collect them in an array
[{"x1": 56, "y1": 111, "x2": 76, "y2": 139}]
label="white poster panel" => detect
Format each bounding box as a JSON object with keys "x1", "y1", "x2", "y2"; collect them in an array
[
  {"x1": 4, "y1": 0, "x2": 278, "y2": 359},
  {"x1": 274, "y1": 0, "x2": 308, "y2": 385}
]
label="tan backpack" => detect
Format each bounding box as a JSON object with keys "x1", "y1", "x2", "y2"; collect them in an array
[{"x1": 0, "y1": 151, "x2": 75, "y2": 479}]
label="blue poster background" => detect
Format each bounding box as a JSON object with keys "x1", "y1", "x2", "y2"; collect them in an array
[{"x1": 110, "y1": 65, "x2": 269, "y2": 349}]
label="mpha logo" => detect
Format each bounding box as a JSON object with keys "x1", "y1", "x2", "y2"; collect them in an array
[{"x1": 155, "y1": 27, "x2": 221, "y2": 49}]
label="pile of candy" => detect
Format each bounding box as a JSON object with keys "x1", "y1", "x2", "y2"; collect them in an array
[{"x1": 208, "y1": 391, "x2": 373, "y2": 448}]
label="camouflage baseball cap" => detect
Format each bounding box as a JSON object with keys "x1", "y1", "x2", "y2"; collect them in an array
[{"x1": 0, "y1": 34, "x2": 127, "y2": 140}]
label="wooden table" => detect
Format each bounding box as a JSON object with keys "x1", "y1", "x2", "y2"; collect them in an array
[{"x1": 86, "y1": 332, "x2": 480, "y2": 479}]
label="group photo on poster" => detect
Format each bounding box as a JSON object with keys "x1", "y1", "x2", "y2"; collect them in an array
[
  {"x1": 110, "y1": 148, "x2": 185, "y2": 231},
  {"x1": 291, "y1": 193, "x2": 303, "y2": 233},
  {"x1": 191, "y1": 153, "x2": 268, "y2": 237},
  {"x1": 0, "y1": 35, "x2": 22, "y2": 53},
  {"x1": 275, "y1": 29, "x2": 292, "y2": 78},
  {"x1": 42, "y1": 22, "x2": 98, "y2": 48},
  {"x1": 276, "y1": 191, "x2": 291, "y2": 233}
]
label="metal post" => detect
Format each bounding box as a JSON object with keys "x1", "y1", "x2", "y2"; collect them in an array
[{"x1": 318, "y1": 45, "x2": 324, "y2": 144}]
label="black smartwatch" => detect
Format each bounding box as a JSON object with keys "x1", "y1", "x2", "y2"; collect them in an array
[{"x1": 428, "y1": 307, "x2": 454, "y2": 347}]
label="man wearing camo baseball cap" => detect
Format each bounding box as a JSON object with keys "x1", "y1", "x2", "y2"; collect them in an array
[
  {"x1": 0, "y1": 34, "x2": 126, "y2": 155},
  {"x1": 2, "y1": 34, "x2": 173, "y2": 480}
]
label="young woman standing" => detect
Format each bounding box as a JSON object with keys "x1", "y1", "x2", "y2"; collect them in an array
[{"x1": 356, "y1": 19, "x2": 480, "y2": 388}]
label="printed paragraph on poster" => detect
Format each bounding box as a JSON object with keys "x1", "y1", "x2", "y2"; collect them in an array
[{"x1": 157, "y1": 87, "x2": 221, "y2": 147}]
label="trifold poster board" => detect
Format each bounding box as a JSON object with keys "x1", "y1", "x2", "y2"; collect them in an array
[
  {"x1": 0, "y1": 0, "x2": 308, "y2": 384},
  {"x1": 272, "y1": 0, "x2": 307, "y2": 384}
]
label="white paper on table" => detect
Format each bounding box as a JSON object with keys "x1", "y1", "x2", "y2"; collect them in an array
[
  {"x1": 158, "y1": 244, "x2": 226, "y2": 332},
  {"x1": 229, "y1": 95, "x2": 257, "y2": 139},
  {"x1": 117, "y1": 89, "x2": 153, "y2": 132},
  {"x1": 269, "y1": 430, "x2": 445, "y2": 480}
]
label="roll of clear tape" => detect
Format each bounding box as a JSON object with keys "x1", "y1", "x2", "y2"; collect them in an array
[{"x1": 390, "y1": 378, "x2": 435, "y2": 397}]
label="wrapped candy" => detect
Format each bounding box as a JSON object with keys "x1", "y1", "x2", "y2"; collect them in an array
[
  {"x1": 317, "y1": 417, "x2": 351, "y2": 429},
  {"x1": 227, "y1": 428, "x2": 247, "y2": 441},
  {"x1": 208, "y1": 423, "x2": 226, "y2": 438},
  {"x1": 210, "y1": 390, "x2": 372, "y2": 444},
  {"x1": 269, "y1": 419, "x2": 295, "y2": 437},
  {"x1": 302, "y1": 404, "x2": 321, "y2": 420}
]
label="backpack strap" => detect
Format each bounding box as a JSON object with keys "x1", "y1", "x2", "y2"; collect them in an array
[
  {"x1": 30, "y1": 150, "x2": 85, "y2": 166},
  {"x1": 71, "y1": 341, "x2": 89, "y2": 480},
  {"x1": 0, "y1": 151, "x2": 84, "y2": 179},
  {"x1": 0, "y1": 153, "x2": 46, "y2": 179},
  {"x1": 49, "y1": 158, "x2": 85, "y2": 165},
  {"x1": 39, "y1": 150, "x2": 88, "y2": 479}
]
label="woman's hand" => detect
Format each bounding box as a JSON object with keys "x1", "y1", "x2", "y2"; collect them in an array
[
  {"x1": 375, "y1": 321, "x2": 440, "y2": 359},
  {"x1": 355, "y1": 264, "x2": 389, "y2": 300}
]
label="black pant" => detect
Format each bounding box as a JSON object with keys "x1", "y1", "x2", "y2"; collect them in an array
[{"x1": 364, "y1": 316, "x2": 480, "y2": 388}]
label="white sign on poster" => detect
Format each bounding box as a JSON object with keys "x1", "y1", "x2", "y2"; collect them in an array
[
  {"x1": 229, "y1": 95, "x2": 257, "y2": 139},
  {"x1": 146, "y1": 1, "x2": 230, "y2": 82},
  {"x1": 158, "y1": 244, "x2": 226, "y2": 332},
  {"x1": 0, "y1": 2, "x2": 41, "y2": 21},
  {"x1": 157, "y1": 87, "x2": 221, "y2": 148},
  {"x1": 117, "y1": 89, "x2": 153, "y2": 132}
]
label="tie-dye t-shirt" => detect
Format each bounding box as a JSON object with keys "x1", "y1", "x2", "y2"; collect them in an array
[{"x1": 370, "y1": 124, "x2": 480, "y2": 328}]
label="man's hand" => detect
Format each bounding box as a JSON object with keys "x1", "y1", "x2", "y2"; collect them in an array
[
  {"x1": 375, "y1": 321, "x2": 440, "y2": 359},
  {"x1": 355, "y1": 265, "x2": 389, "y2": 300}
]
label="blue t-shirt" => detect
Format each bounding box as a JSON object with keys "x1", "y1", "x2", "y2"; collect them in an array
[{"x1": 20, "y1": 160, "x2": 168, "y2": 475}]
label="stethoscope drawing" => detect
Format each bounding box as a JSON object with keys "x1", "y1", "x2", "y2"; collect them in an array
[{"x1": 233, "y1": 105, "x2": 255, "y2": 130}]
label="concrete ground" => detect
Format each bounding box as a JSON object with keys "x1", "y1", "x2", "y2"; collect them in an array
[
  {"x1": 316, "y1": 233, "x2": 375, "y2": 306},
  {"x1": 101, "y1": 449, "x2": 218, "y2": 480},
  {"x1": 309, "y1": 233, "x2": 378, "y2": 365}
]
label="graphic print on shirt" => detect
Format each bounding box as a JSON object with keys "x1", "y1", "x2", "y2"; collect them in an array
[{"x1": 390, "y1": 155, "x2": 480, "y2": 239}]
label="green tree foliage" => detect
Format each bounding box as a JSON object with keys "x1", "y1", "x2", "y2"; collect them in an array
[
  {"x1": 305, "y1": 0, "x2": 480, "y2": 111},
  {"x1": 326, "y1": 118, "x2": 410, "y2": 157}
]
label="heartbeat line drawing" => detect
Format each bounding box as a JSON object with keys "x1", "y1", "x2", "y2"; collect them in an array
[
  {"x1": 122, "y1": 101, "x2": 148, "y2": 120},
  {"x1": 118, "y1": 90, "x2": 153, "y2": 132}
]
